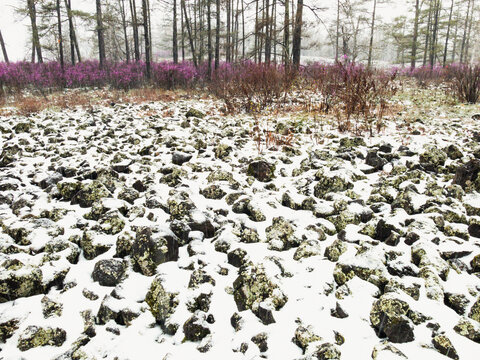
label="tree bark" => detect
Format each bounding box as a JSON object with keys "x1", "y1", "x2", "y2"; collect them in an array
[
  {"x1": 215, "y1": 0, "x2": 220, "y2": 68},
  {"x1": 283, "y1": 0, "x2": 289, "y2": 65},
  {"x1": 130, "y1": 0, "x2": 140, "y2": 61},
  {"x1": 208, "y1": 0, "x2": 212, "y2": 77},
  {"x1": 335, "y1": 0, "x2": 340, "y2": 61},
  {"x1": 423, "y1": 0, "x2": 433, "y2": 66},
  {"x1": 173, "y1": 0, "x2": 178, "y2": 63},
  {"x1": 460, "y1": 0, "x2": 471, "y2": 63},
  {"x1": 27, "y1": 0, "x2": 43, "y2": 63},
  {"x1": 464, "y1": 0, "x2": 475, "y2": 62},
  {"x1": 0, "y1": 29, "x2": 8, "y2": 63},
  {"x1": 96, "y1": 0, "x2": 106, "y2": 68},
  {"x1": 142, "y1": 0, "x2": 151, "y2": 77},
  {"x1": 64, "y1": 0, "x2": 81, "y2": 64},
  {"x1": 56, "y1": 0, "x2": 65, "y2": 70},
  {"x1": 182, "y1": 0, "x2": 197, "y2": 67},
  {"x1": 292, "y1": 0, "x2": 303, "y2": 67},
  {"x1": 265, "y1": 0, "x2": 271, "y2": 63},
  {"x1": 411, "y1": 0, "x2": 420, "y2": 68},
  {"x1": 367, "y1": 0, "x2": 377, "y2": 68},
  {"x1": 443, "y1": 0, "x2": 454, "y2": 66},
  {"x1": 118, "y1": 0, "x2": 130, "y2": 63}
]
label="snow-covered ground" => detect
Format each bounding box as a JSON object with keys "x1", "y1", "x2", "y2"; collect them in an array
[{"x1": 0, "y1": 95, "x2": 480, "y2": 360}]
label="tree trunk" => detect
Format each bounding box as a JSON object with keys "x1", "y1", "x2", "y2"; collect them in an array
[
  {"x1": 241, "y1": 0, "x2": 245, "y2": 58},
  {"x1": 443, "y1": 0, "x2": 454, "y2": 66},
  {"x1": 208, "y1": 0, "x2": 212, "y2": 77},
  {"x1": 411, "y1": 0, "x2": 420, "y2": 68},
  {"x1": 173, "y1": 0, "x2": 178, "y2": 63},
  {"x1": 0, "y1": 29, "x2": 8, "y2": 63},
  {"x1": 292, "y1": 0, "x2": 303, "y2": 67},
  {"x1": 465, "y1": 0, "x2": 474, "y2": 62},
  {"x1": 283, "y1": 0, "x2": 289, "y2": 65},
  {"x1": 142, "y1": 0, "x2": 151, "y2": 77},
  {"x1": 96, "y1": 0, "x2": 106, "y2": 68},
  {"x1": 265, "y1": 0, "x2": 271, "y2": 63},
  {"x1": 423, "y1": 0, "x2": 433, "y2": 66},
  {"x1": 119, "y1": 0, "x2": 130, "y2": 63},
  {"x1": 335, "y1": 0, "x2": 340, "y2": 61},
  {"x1": 460, "y1": 0, "x2": 471, "y2": 63},
  {"x1": 27, "y1": 0, "x2": 43, "y2": 63},
  {"x1": 56, "y1": 0, "x2": 65, "y2": 70},
  {"x1": 226, "y1": 0, "x2": 231, "y2": 62},
  {"x1": 452, "y1": 6, "x2": 459, "y2": 62},
  {"x1": 130, "y1": 0, "x2": 140, "y2": 61},
  {"x1": 367, "y1": 0, "x2": 377, "y2": 68},
  {"x1": 429, "y1": 0, "x2": 441, "y2": 68},
  {"x1": 182, "y1": 0, "x2": 197, "y2": 67},
  {"x1": 181, "y1": 0, "x2": 185, "y2": 61},
  {"x1": 255, "y1": 0, "x2": 259, "y2": 62},
  {"x1": 64, "y1": 0, "x2": 81, "y2": 64},
  {"x1": 215, "y1": 0, "x2": 220, "y2": 68}
]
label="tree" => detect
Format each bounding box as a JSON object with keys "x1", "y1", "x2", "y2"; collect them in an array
[
  {"x1": 130, "y1": 0, "x2": 140, "y2": 61},
  {"x1": 181, "y1": 0, "x2": 197, "y2": 67},
  {"x1": 142, "y1": 0, "x2": 151, "y2": 77},
  {"x1": 283, "y1": 0, "x2": 290, "y2": 65},
  {"x1": 215, "y1": 0, "x2": 220, "y2": 69},
  {"x1": 64, "y1": 0, "x2": 81, "y2": 64},
  {"x1": 0, "y1": 29, "x2": 8, "y2": 63},
  {"x1": 56, "y1": 0, "x2": 64, "y2": 70},
  {"x1": 367, "y1": 0, "x2": 377, "y2": 67},
  {"x1": 173, "y1": 0, "x2": 178, "y2": 63},
  {"x1": 118, "y1": 0, "x2": 130, "y2": 63},
  {"x1": 96, "y1": 0, "x2": 106, "y2": 68},
  {"x1": 292, "y1": 0, "x2": 303, "y2": 67},
  {"x1": 27, "y1": 0, "x2": 43, "y2": 63},
  {"x1": 207, "y1": 0, "x2": 212, "y2": 77},
  {"x1": 443, "y1": 0, "x2": 454, "y2": 66},
  {"x1": 411, "y1": 0, "x2": 421, "y2": 68}
]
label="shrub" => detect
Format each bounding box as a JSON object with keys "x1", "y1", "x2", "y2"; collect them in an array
[{"x1": 446, "y1": 63, "x2": 480, "y2": 104}]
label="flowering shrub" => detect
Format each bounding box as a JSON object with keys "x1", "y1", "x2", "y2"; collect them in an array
[
  {"x1": 445, "y1": 63, "x2": 480, "y2": 104},
  {"x1": 0, "y1": 60, "x2": 199, "y2": 92},
  {"x1": 210, "y1": 61, "x2": 296, "y2": 113}
]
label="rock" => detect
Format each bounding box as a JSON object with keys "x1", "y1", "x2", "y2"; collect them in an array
[
  {"x1": 324, "y1": 240, "x2": 347, "y2": 262},
  {"x1": 200, "y1": 184, "x2": 226, "y2": 199},
  {"x1": 227, "y1": 248, "x2": 249, "y2": 267},
  {"x1": 0, "y1": 318, "x2": 19, "y2": 343},
  {"x1": 444, "y1": 145, "x2": 463, "y2": 160},
  {"x1": 172, "y1": 152, "x2": 192, "y2": 165},
  {"x1": 92, "y1": 259, "x2": 126, "y2": 286},
  {"x1": 79, "y1": 230, "x2": 112, "y2": 260},
  {"x1": 145, "y1": 276, "x2": 177, "y2": 328},
  {"x1": 293, "y1": 325, "x2": 321, "y2": 353},
  {"x1": 314, "y1": 172, "x2": 353, "y2": 199},
  {"x1": 132, "y1": 227, "x2": 179, "y2": 276},
  {"x1": 370, "y1": 295, "x2": 415, "y2": 343},
  {"x1": 230, "y1": 312, "x2": 243, "y2": 331},
  {"x1": 215, "y1": 143, "x2": 232, "y2": 159},
  {"x1": 468, "y1": 296, "x2": 480, "y2": 322},
  {"x1": 419, "y1": 146, "x2": 447, "y2": 172},
  {"x1": 0, "y1": 268, "x2": 44, "y2": 303},
  {"x1": 186, "y1": 108, "x2": 205, "y2": 119},
  {"x1": 98, "y1": 210, "x2": 125, "y2": 235},
  {"x1": 444, "y1": 293, "x2": 470, "y2": 315},
  {"x1": 44, "y1": 239, "x2": 80, "y2": 264},
  {"x1": 371, "y1": 343, "x2": 407, "y2": 359},
  {"x1": 294, "y1": 240, "x2": 323, "y2": 260},
  {"x1": 17, "y1": 326, "x2": 66, "y2": 351},
  {"x1": 252, "y1": 300, "x2": 276, "y2": 325},
  {"x1": 233, "y1": 263, "x2": 287, "y2": 316},
  {"x1": 187, "y1": 292, "x2": 212, "y2": 313},
  {"x1": 247, "y1": 160, "x2": 275, "y2": 182},
  {"x1": 188, "y1": 269, "x2": 216, "y2": 288},
  {"x1": 314, "y1": 343, "x2": 341, "y2": 360},
  {"x1": 339, "y1": 137, "x2": 366, "y2": 148},
  {"x1": 432, "y1": 334, "x2": 459, "y2": 360},
  {"x1": 118, "y1": 187, "x2": 140, "y2": 204},
  {"x1": 331, "y1": 302, "x2": 349, "y2": 319},
  {"x1": 454, "y1": 317, "x2": 480, "y2": 343},
  {"x1": 183, "y1": 314, "x2": 210, "y2": 342},
  {"x1": 366, "y1": 151, "x2": 387, "y2": 171},
  {"x1": 41, "y1": 296, "x2": 63, "y2": 318},
  {"x1": 469, "y1": 224, "x2": 480, "y2": 239},
  {"x1": 452, "y1": 159, "x2": 480, "y2": 191},
  {"x1": 232, "y1": 198, "x2": 266, "y2": 222},
  {"x1": 251, "y1": 332, "x2": 268, "y2": 352},
  {"x1": 71, "y1": 181, "x2": 111, "y2": 208},
  {"x1": 115, "y1": 231, "x2": 134, "y2": 258},
  {"x1": 96, "y1": 296, "x2": 140, "y2": 326},
  {"x1": 266, "y1": 217, "x2": 300, "y2": 251}
]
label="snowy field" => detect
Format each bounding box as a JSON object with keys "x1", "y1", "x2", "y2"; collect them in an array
[{"x1": 0, "y1": 94, "x2": 480, "y2": 360}]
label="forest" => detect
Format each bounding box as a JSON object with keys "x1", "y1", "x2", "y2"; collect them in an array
[{"x1": 0, "y1": 1, "x2": 480, "y2": 360}]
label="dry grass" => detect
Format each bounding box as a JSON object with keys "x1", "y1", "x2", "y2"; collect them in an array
[{"x1": 0, "y1": 87, "x2": 185, "y2": 117}]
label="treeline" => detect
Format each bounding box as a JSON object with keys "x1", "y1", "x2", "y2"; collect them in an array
[{"x1": 0, "y1": 0, "x2": 478, "y2": 68}]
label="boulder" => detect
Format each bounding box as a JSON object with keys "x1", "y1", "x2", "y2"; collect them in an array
[
  {"x1": 92, "y1": 259, "x2": 126, "y2": 287},
  {"x1": 17, "y1": 326, "x2": 66, "y2": 351}
]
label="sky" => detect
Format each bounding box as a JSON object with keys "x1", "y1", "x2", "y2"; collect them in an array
[{"x1": 0, "y1": 0, "x2": 407, "y2": 62}]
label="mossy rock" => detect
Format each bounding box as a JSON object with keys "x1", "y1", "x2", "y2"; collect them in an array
[
  {"x1": 0, "y1": 268, "x2": 45, "y2": 303},
  {"x1": 17, "y1": 326, "x2": 66, "y2": 351},
  {"x1": 432, "y1": 335, "x2": 459, "y2": 359},
  {"x1": 247, "y1": 160, "x2": 275, "y2": 182},
  {"x1": 145, "y1": 276, "x2": 177, "y2": 327},
  {"x1": 71, "y1": 181, "x2": 111, "y2": 208},
  {"x1": 186, "y1": 108, "x2": 205, "y2": 119},
  {"x1": 419, "y1": 146, "x2": 447, "y2": 172},
  {"x1": 314, "y1": 172, "x2": 353, "y2": 199}
]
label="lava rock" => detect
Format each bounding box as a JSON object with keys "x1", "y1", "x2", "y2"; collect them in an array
[
  {"x1": 92, "y1": 259, "x2": 126, "y2": 287},
  {"x1": 17, "y1": 326, "x2": 66, "y2": 351}
]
